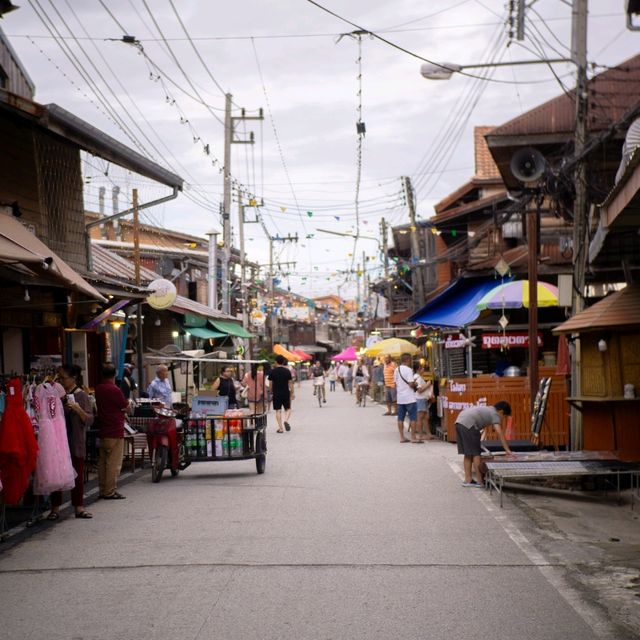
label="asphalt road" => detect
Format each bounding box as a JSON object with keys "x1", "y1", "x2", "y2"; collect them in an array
[{"x1": 0, "y1": 382, "x2": 635, "y2": 639}]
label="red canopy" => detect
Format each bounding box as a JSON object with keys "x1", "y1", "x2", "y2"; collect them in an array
[{"x1": 292, "y1": 348, "x2": 313, "y2": 361}]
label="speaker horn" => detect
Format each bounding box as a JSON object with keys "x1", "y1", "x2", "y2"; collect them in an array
[{"x1": 510, "y1": 147, "x2": 547, "y2": 183}]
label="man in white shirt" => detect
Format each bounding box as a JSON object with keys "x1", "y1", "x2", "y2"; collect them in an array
[
  {"x1": 147, "y1": 364, "x2": 173, "y2": 407},
  {"x1": 393, "y1": 353, "x2": 418, "y2": 443}
]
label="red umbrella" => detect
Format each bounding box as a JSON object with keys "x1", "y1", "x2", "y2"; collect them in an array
[{"x1": 292, "y1": 348, "x2": 313, "y2": 361}]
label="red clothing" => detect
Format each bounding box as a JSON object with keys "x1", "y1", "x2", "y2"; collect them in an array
[
  {"x1": 94, "y1": 380, "x2": 127, "y2": 438},
  {"x1": 0, "y1": 378, "x2": 38, "y2": 505}
]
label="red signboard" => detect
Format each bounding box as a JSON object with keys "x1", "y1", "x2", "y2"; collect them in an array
[{"x1": 481, "y1": 332, "x2": 543, "y2": 349}]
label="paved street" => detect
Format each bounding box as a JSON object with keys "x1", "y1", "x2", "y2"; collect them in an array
[{"x1": 0, "y1": 382, "x2": 636, "y2": 639}]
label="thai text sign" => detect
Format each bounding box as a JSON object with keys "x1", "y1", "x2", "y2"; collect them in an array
[{"x1": 481, "y1": 332, "x2": 542, "y2": 349}]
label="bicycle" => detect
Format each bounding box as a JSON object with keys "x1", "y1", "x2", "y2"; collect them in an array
[{"x1": 315, "y1": 379, "x2": 326, "y2": 407}]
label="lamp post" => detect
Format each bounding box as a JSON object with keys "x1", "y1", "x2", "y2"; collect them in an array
[{"x1": 420, "y1": 1, "x2": 587, "y2": 424}]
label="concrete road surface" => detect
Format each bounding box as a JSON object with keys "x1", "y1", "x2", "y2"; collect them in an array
[{"x1": 0, "y1": 381, "x2": 634, "y2": 639}]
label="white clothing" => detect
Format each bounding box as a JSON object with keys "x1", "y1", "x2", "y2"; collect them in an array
[
  {"x1": 415, "y1": 376, "x2": 433, "y2": 401},
  {"x1": 337, "y1": 364, "x2": 348, "y2": 378},
  {"x1": 313, "y1": 373, "x2": 326, "y2": 387},
  {"x1": 394, "y1": 365, "x2": 417, "y2": 404}
]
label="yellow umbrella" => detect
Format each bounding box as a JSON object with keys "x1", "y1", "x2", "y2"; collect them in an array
[
  {"x1": 273, "y1": 343, "x2": 301, "y2": 362},
  {"x1": 365, "y1": 337, "x2": 419, "y2": 358}
]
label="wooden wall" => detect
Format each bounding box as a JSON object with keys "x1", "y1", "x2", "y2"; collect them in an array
[
  {"x1": 439, "y1": 366, "x2": 570, "y2": 448},
  {"x1": 0, "y1": 36, "x2": 34, "y2": 99}
]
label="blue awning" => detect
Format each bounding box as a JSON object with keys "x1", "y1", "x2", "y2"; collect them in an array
[{"x1": 410, "y1": 277, "x2": 512, "y2": 328}]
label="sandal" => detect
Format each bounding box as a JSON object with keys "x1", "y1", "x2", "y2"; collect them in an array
[
  {"x1": 101, "y1": 492, "x2": 126, "y2": 500},
  {"x1": 75, "y1": 511, "x2": 93, "y2": 519},
  {"x1": 276, "y1": 429, "x2": 284, "y2": 433},
  {"x1": 46, "y1": 512, "x2": 60, "y2": 521}
]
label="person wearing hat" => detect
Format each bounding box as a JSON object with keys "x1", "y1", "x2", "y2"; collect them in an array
[{"x1": 119, "y1": 363, "x2": 137, "y2": 402}]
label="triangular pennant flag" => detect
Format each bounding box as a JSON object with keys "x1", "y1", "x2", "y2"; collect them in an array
[
  {"x1": 334, "y1": 216, "x2": 340, "y2": 221},
  {"x1": 307, "y1": 211, "x2": 313, "y2": 217},
  {"x1": 280, "y1": 207, "x2": 287, "y2": 213}
]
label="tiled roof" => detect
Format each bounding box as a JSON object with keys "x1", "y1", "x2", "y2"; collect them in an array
[
  {"x1": 489, "y1": 54, "x2": 640, "y2": 138},
  {"x1": 553, "y1": 283, "x2": 640, "y2": 333},
  {"x1": 474, "y1": 126, "x2": 501, "y2": 178}
]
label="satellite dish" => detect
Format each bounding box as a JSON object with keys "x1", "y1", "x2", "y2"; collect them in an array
[{"x1": 510, "y1": 147, "x2": 547, "y2": 183}]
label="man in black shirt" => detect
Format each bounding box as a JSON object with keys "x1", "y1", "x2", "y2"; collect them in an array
[{"x1": 268, "y1": 355, "x2": 295, "y2": 432}]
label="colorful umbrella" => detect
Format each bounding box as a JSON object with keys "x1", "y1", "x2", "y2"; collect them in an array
[
  {"x1": 273, "y1": 344, "x2": 301, "y2": 362},
  {"x1": 364, "y1": 337, "x2": 419, "y2": 358},
  {"x1": 476, "y1": 280, "x2": 559, "y2": 310},
  {"x1": 292, "y1": 348, "x2": 313, "y2": 361},
  {"x1": 331, "y1": 346, "x2": 359, "y2": 361}
]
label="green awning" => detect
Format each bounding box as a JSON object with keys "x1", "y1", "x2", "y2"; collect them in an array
[
  {"x1": 185, "y1": 327, "x2": 227, "y2": 340},
  {"x1": 209, "y1": 319, "x2": 254, "y2": 338},
  {"x1": 184, "y1": 313, "x2": 207, "y2": 327}
]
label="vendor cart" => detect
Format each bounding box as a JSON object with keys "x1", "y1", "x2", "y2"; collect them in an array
[{"x1": 136, "y1": 354, "x2": 269, "y2": 478}]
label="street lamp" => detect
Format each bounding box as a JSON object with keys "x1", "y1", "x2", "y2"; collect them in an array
[{"x1": 420, "y1": 58, "x2": 572, "y2": 81}]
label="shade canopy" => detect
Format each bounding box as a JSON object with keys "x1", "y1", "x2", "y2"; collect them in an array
[
  {"x1": 210, "y1": 319, "x2": 254, "y2": 338},
  {"x1": 410, "y1": 277, "x2": 508, "y2": 328},
  {"x1": 331, "y1": 346, "x2": 359, "y2": 361},
  {"x1": 0, "y1": 211, "x2": 107, "y2": 301},
  {"x1": 185, "y1": 327, "x2": 227, "y2": 340},
  {"x1": 273, "y1": 344, "x2": 302, "y2": 362},
  {"x1": 292, "y1": 348, "x2": 313, "y2": 361},
  {"x1": 365, "y1": 337, "x2": 419, "y2": 358},
  {"x1": 476, "y1": 280, "x2": 559, "y2": 310}
]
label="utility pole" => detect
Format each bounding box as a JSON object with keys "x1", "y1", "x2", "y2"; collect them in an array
[
  {"x1": 403, "y1": 176, "x2": 425, "y2": 309},
  {"x1": 570, "y1": 0, "x2": 588, "y2": 450},
  {"x1": 380, "y1": 217, "x2": 393, "y2": 322},
  {"x1": 206, "y1": 230, "x2": 219, "y2": 310},
  {"x1": 221, "y1": 93, "x2": 232, "y2": 316},
  {"x1": 220, "y1": 94, "x2": 264, "y2": 315},
  {"x1": 132, "y1": 189, "x2": 144, "y2": 387}
]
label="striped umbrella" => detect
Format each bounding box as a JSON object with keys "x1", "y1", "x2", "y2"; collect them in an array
[{"x1": 476, "y1": 280, "x2": 559, "y2": 310}]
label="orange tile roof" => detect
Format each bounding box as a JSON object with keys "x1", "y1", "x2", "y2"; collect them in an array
[
  {"x1": 474, "y1": 126, "x2": 501, "y2": 178},
  {"x1": 553, "y1": 284, "x2": 640, "y2": 333}
]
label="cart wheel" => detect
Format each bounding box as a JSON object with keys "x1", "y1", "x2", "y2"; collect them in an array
[
  {"x1": 151, "y1": 445, "x2": 167, "y2": 483},
  {"x1": 255, "y1": 433, "x2": 266, "y2": 474}
]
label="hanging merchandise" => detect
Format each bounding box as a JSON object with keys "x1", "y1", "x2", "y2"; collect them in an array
[
  {"x1": 32, "y1": 381, "x2": 76, "y2": 496},
  {"x1": 0, "y1": 378, "x2": 38, "y2": 505}
]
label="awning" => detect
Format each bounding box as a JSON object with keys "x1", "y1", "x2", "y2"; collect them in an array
[
  {"x1": 210, "y1": 319, "x2": 254, "y2": 338},
  {"x1": 293, "y1": 344, "x2": 327, "y2": 354},
  {"x1": 184, "y1": 326, "x2": 227, "y2": 340},
  {"x1": 0, "y1": 211, "x2": 107, "y2": 301},
  {"x1": 410, "y1": 277, "x2": 510, "y2": 328},
  {"x1": 169, "y1": 295, "x2": 241, "y2": 323}
]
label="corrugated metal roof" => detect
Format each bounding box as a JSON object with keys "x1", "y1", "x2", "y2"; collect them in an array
[
  {"x1": 490, "y1": 54, "x2": 640, "y2": 138},
  {"x1": 553, "y1": 284, "x2": 640, "y2": 333},
  {"x1": 91, "y1": 242, "x2": 159, "y2": 283}
]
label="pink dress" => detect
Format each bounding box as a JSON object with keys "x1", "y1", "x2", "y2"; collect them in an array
[{"x1": 32, "y1": 382, "x2": 76, "y2": 495}]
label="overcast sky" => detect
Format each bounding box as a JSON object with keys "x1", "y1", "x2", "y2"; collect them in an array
[{"x1": 3, "y1": 1, "x2": 638, "y2": 298}]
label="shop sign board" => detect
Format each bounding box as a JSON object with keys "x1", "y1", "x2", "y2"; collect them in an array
[
  {"x1": 146, "y1": 279, "x2": 177, "y2": 310},
  {"x1": 481, "y1": 332, "x2": 543, "y2": 349},
  {"x1": 444, "y1": 333, "x2": 467, "y2": 349}
]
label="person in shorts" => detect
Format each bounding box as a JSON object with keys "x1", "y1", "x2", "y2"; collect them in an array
[
  {"x1": 268, "y1": 355, "x2": 294, "y2": 432},
  {"x1": 383, "y1": 355, "x2": 397, "y2": 415},
  {"x1": 393, "y1": 353, "x2": 418, "y2": 443},
  {"x1": 455, "y1": 402, "x2": 513, "y2": 487},
  {"x1": 413, "y1": 363, "x2": 433, "y2": 442}
]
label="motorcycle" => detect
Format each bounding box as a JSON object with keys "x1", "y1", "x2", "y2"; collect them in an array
[{"x1": 146, "y1": 406, "x2": 191, "y2": 482}]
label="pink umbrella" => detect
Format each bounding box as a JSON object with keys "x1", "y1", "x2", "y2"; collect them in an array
[{"x1": 331, "y1": 346, "x2": 359, "y2": 361}]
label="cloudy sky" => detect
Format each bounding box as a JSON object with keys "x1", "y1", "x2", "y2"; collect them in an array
[{"x1": 3, "y1": 1, "x2": 638, "y2": 298}]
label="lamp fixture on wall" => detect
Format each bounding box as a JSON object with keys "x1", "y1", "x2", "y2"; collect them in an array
[
  {"x1": 23, "y1": 288, "x2": 30, "y2": 302},
  {"x1": 598, "y1": 338, "x2": 607, "y2": 352}
]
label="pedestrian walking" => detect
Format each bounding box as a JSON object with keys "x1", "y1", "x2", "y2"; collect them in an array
[
  {"x1": 95, "y1": 363, "x2": 128, "y2": 500},
  {"x1": 345, "y1": 363, "x2": 354, "y2": 394},
  {"x1": 382, "y1": 355, "x2": 397, "y2": 416},
  {"x1": 455, "y1": 402, "x2": 513, "y2": 487},
  {"x1": 372, "y1": 359, "x2": 384, "y2": 403},
  {"x1": 394, "y1": 353, "x2": 418, "y2": 443},
  {"x1": 241, "y1": 364, "x2": 266, "y2": 415},
  {"x1": 353, "y1": 358, "x2": 370, "y2": 405},
  {"x1": 328, "y1": 363, "x2": 337, "y2": 391},
  {"x1": 268, "y1": 355, "x2": 294, "y2": 433},
  {"x1": 337, "y1": 362, "x2": 348, "y2": 391}
]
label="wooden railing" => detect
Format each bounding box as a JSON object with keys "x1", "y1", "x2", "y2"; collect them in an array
[{"x1": 439, "y1": 367, "x2": 570, "y2": 448}]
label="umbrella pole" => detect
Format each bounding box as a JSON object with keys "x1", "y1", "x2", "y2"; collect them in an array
[{"x1": 527, "y1": 200, "x2": 540, "y2": 415}]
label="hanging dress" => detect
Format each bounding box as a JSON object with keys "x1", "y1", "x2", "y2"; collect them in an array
[
  {"x1": 0, "y1": 378, "x2": 39, "y2": 505},
  {"x1": 32, "y1": 382, "x2": 76, "y2": 495}
]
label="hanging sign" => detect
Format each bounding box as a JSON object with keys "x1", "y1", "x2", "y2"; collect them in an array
[
  {"x1": 146, "y1": 279, "x2": 177, "y2": 310},
  {"x1": 481, "y1": 332, "x2": 543, "y2": 349},
  {"x1": 444, "y1": 333, "x2": 467, "y2": 349}
]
